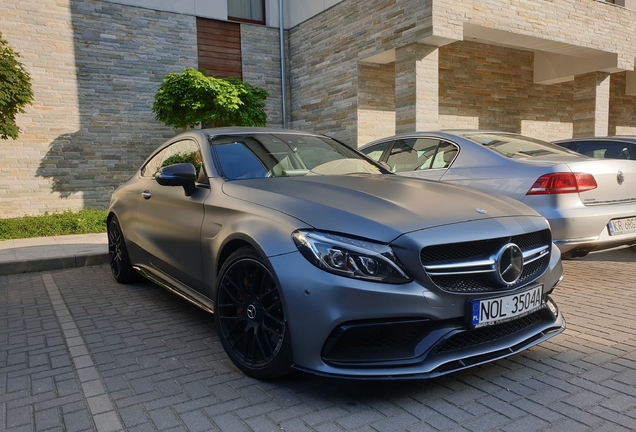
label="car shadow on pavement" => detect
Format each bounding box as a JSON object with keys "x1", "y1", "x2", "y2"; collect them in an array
[{"x1": 573, "y1": 246, "x2": 636, "y2": 262}]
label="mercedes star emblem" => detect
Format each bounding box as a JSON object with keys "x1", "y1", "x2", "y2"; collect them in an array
[{"x1": 496, "y1": 243, "x2": 524, "y2": 285}]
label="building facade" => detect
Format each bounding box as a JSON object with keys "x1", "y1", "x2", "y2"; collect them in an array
[{"x1": 1, "y1": 0, "x2": 635, "y2": 217}]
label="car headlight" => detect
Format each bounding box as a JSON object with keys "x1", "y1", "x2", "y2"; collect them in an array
[{"x1": 292, "y1": 230, "x2": 411, "y2": 283}]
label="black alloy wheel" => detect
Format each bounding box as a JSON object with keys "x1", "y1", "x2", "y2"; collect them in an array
[
  {"x1": 107, "y1": 216, "x2": 137, "y2": 283},
  {"x1": 215, "y1": 247, "x2": 292, "y2": 379}
]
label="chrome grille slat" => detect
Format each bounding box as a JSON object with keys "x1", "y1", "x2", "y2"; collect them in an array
[
  {"x1": 523, "y1": 245, "x2": 549, "y2": 265},
  {"x1": 420, "y1": 230, "x2": 551, "y2": 293}
]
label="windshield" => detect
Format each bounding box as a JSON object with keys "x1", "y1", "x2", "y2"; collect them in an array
[
  {"x1": 211, "y1": 133, "x2": 383, "y2": 180},
  {"x1": 465, "y1": 133, "x2": 576, "y2": 159}
]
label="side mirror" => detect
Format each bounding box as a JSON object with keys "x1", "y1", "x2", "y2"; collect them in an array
[{"x1": 156, "y1": 163, "x2": 197, "y2": 196}]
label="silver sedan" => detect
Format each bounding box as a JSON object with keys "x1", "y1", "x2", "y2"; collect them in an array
[
  {"x1": 108, "y1": 128, "x2": 564, "y2": 380},
  {"x1": 361, "y1": 131, "x2": 636, "y2": 258}
]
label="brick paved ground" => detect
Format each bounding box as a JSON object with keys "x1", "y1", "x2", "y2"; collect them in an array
[{"x1": 1, "y1": 248, "x2": 636, "y2": 431}]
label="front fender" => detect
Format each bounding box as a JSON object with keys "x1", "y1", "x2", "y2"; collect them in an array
[{"x1": 200, "y1": 200, "x2": 311, "y2": 298}]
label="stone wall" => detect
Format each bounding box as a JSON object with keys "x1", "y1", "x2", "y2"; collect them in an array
[
  {"x1": 433, "y1": 0, "x2": 636, "y2": 72},
  {"x1": 439, "y1": 42, "x2": 575, "y2": 141},
  {"x1": 288, "y1": 0, "x2": 636, "y2": 146},
  {"x1": 240, "y1": 24, "x2": 285, "y2": 127},
  {"x1": 357, "y1": 63, "x2": 395, "y2": 145},
  {"x1": 610, "y1": 72, "x2": 636, "y2": 136},
  {"x1": 0, "y1": 0, "x2": 197, "y2": 218}
]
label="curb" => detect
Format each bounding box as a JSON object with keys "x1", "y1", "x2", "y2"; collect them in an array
[{"x1": 0, "y1": 253, "x2": 110, "y2": 276}]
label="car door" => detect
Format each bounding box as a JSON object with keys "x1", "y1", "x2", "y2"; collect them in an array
[{"x1": 137, "y1": 138, "x2": 210, "y2": 291}]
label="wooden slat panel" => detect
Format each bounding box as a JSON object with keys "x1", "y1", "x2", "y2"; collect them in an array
[{"x1": 196, "y1": 17, "x2": 242, "y2": 79}]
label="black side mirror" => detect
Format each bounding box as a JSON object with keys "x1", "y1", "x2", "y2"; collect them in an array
[{"x1": 156, "y1": 163, "x2": 197, "y2": 196}]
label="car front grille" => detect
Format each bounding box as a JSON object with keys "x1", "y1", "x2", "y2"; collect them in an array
[
  {"x1": 431, "y1": 308, "x2": 550, "y2": 354},
  {"x1": 320, "y1": 304, "x2": 558, "y2": 367},
  {"x1": 321, "y1": 319, "x2": 434, "y2": 364},
  {"x1": 420, "y1": 230, "x2": 551, "y2": 293}
]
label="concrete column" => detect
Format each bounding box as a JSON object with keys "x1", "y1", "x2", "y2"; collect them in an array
[
  {"x1": 395, "y1": 43, "x2": 439, "y2": 134},
  {"x1": 573, "y1": 72, "x2": 610, "y2": 137}
]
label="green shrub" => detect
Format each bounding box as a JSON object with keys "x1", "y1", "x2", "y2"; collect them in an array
[
  {"x1": 0, "y1": 31, "x2": 34, "y2": 140},
  {"x1": 0, "y1": 209, "x2": 107, "y2": 240},
  {"x1": 160, "y1": 151, "x2": 202, "y2": 175},
  {"x1": 152, "y1": 68, "x2": 268, "y2": 130}
]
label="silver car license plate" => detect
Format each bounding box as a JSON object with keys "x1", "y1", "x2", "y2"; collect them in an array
[
  {"x1": 470, "y1": 285, "x2": 543, "y2": 328},
  {"x1": 608, "y1": 216, "x2": 636, "y2": 236}
]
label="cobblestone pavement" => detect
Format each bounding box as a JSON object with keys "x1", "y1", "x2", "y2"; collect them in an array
[{"x1": 1, "y1": 248, "x2": 636, "y2": 432}]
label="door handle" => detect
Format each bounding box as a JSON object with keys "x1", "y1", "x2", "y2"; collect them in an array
[{"x1": 141, "y1": 191, "x2": 152, "y2": 199}]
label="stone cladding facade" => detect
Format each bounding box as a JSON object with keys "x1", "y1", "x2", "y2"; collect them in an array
[
  {"x1": 0, "y1": 0, "x2": 198, "y2": 217},
  {"x1": 0, "y1": 1, "x2": 285, "y2": 218},
  {"x1": 357, "y1": 63, "x2": 396, "y2": 145},
  {"x1": 610, "y1": 72, "x2": 636, "y2": 136},
  {"x1": 438, "y1": 42, "x2": 576, "y2": 141},
  {"x1": 288, "y1": 0, "x2": 636, "y2": 147},
  {"x1": 240, "y1": 24, "x2": 285, "y2": 128},
  {"x1": 2, "y1": 0, "x2": 636, "y2": 216}
]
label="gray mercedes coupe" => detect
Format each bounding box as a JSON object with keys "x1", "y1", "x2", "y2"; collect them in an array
[{"x1": 108, "y1": 128, "x2": 565, "y2": 380}]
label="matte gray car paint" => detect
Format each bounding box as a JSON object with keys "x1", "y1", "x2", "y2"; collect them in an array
[{"x1": 109, "y1": 128, "x2": 565, "y2": 379}]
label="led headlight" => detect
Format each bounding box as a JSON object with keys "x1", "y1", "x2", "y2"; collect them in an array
[{"x1": 292, "y1": 230, "x2": 411, "y2": 283}]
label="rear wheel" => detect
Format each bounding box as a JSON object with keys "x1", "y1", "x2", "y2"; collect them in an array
[
  {"x1": 107, "y1": 216, "x2": 137, "y2": 283},
  {"x1": 215, "y1": 247, "x2": 292, "y2": 379}
]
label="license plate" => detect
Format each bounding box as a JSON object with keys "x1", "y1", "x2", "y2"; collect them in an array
[
  {"x1": 469, "y1": 285, "x2": 543, "y2": 328},
  {"x1": 608, "y1": 216, "x2": 636, "y2": 236}
]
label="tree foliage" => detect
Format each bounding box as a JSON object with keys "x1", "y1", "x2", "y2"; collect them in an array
[
  {"x1": 0, "y1": 32, "x2": 34, "y2": 140},
  {"x1": 152, "y1": 68, "x2": 268, "y2": 130}
]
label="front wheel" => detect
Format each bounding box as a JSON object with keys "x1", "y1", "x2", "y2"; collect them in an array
[{"x1": 215, "y1": 247, "x2": 292, "y2": 379}]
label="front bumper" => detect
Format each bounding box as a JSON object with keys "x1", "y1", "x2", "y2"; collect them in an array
[{"x1": 269, "y1": 246, "x2": 564, "y2": 379}]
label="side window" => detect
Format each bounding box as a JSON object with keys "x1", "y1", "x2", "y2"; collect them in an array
[
  {"x1": 387, "y1": 140, "x2": 419, "y2": 172},
  {"x1": 360, "y1": 142, "x2": 392, "y2": 162},
  {"x1": 386, "y1": 138, "x2": 447, "y2": 172},
  {"x1": 430, "y1": 141, "x2": 459, "y2": 169},
  {"x1": 410, "y1": 138, "x2": 443, "y2": 170},
  {"x1": 141, "y1": 140, "x2": 204, "y2": 180}
]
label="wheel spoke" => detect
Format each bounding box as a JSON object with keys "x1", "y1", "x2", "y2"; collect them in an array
[
  {"x1": 252, "y1": 330, "x2": 268, "y2": 364},
  {"x1": 219, "y1": 282, "x2": 246, "y2": 306},
  {"x1": 217, "y1": 256, "x2": 287, "y2": 369},
  {"x1": 108, "y1": 220, "x2": 123, "y2": 277}
]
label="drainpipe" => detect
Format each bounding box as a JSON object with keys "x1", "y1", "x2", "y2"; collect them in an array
[{"x1": 279, "y1": 0, "x2": 288, "y2": 128}]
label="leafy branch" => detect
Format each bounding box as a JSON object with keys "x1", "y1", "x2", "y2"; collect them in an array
[
  {"x1": 152, "y1": 68, "x2": 268, "y2": 130},
  {"x1": 0, "y1": 32, "x2": 34, "y2": 140}
]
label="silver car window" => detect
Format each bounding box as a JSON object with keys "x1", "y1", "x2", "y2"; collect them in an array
[
  {"x1": 360, "y1": 141, "x2": 392, "y2": 161},
  {"x1": 386, "y1": 138, "x2": 454, "y2": 172}
]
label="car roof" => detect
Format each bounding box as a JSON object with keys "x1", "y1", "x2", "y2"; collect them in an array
[
  {"x1": 554, "y1": 136, "x2": 636, "y2": 144},
  {"x1": 359, "y1": 130, "x2": 521, "y2": 149},
  {"x1": 201, "y1": 127, "x2": 327, "y2": 138}
]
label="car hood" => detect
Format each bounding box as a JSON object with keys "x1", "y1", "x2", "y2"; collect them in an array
[{"x1": 222, "y1": 175, "x2": 539, "y2": 242}]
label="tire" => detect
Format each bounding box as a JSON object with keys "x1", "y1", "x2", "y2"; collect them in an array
[
  {"x1": 215, "y1": 247, "x2": 292, "y2": 379},
  {"x1": 107, "y1": 215, "x2": 138, "y2": 283}
]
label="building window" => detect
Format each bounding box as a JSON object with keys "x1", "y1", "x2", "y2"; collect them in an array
[{"x1": 227, "y1": 0, "x2": 265, "y2": 24}]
